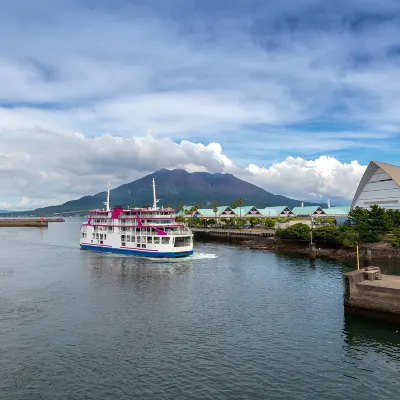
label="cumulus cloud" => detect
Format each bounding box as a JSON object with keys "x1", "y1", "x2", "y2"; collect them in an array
[
  {"x1": 0, "y1": 126, "x2": 366, "y2": 209},
  {"x1": 243, "y1": 156, "x2": 366, "y2": 204}
]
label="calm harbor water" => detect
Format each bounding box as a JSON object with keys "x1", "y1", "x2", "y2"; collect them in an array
[{"x1": 0, "y1": 220, "x2": 399, "y2": 399}]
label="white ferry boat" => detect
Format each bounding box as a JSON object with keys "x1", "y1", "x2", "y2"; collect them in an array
[{"x1": 79, "y1": 179, "x2": 194, "y2": 257}]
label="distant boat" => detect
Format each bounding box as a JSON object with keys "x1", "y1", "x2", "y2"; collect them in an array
[{"x1": 79, "y1": 179, "x2": 194, "y2": 257}]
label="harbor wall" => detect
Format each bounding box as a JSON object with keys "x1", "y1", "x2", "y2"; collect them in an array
[
  {"x1": 0, "y1": 219, "x2": 48, "y2": 227},
  {"x1": 343, "y1": 267, "x2": 400, "y2": 322}
]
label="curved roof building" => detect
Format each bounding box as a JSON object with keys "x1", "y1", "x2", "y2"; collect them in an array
[{"x1": 351, "y1": 161, "x2": 400, "y2": 210}]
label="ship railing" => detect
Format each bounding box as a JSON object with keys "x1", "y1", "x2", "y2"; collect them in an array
[{"x1": 165, "y1": 229, "x2": 192, "y2": 235}]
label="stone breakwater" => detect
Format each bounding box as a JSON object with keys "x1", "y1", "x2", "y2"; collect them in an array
[
  {"x1": 241, "y1": 237, "x2": 400, "y2": 262},
  {"x1": 0, "y1": 219, "x2": 48, "y2": 227}
]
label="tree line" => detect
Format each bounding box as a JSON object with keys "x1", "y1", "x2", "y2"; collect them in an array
[{"x1": 276, "y1": 205, "x2": 400, "y2": 248}]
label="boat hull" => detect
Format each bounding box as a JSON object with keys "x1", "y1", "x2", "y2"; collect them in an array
[{"x1": 80, "y1": 244, "x2": 193, "y2": 258}]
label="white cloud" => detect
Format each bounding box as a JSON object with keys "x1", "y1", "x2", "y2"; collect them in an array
[
  {"x1": 243, "y1": 156, "x2": 366, "y2": 203},
  {"x1": 0, "y1": 125, "x2": 366, "y2": 209}
]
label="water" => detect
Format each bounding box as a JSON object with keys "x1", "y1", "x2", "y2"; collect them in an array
[{"x1": 0, "y1": 220, "x2": 399, "y2": 399}]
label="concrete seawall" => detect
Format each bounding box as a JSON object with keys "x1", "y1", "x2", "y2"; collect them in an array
[
  {"x1": 0, "y1": 219, "x2": 48, "y2": 227},
  {"x1": 343, "y1": 267, "x2": 400, "y2": 322},
  {"x1": 192, "y1": 228, "x2": 274, "y2": 241}
]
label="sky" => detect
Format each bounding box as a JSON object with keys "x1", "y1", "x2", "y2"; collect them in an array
[{"x1": 1, "y1": 0, "x2": 400, "y2": 209}]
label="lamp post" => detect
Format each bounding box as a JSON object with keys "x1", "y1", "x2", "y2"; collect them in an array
[
  {"x1": 309, "y1": 215, "x2": 316, "y2": 259},
  {"x1": 310, "y1": 216, "x2": 314, "y2": 244}
]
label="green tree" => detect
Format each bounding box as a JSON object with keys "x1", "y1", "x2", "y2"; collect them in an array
[
  {"x1": 247, "y1": 217, "x2": 261, "y2": 228},
  {"x1": 263, "y1": 218, "x2": 276, "y2": 229},
  {"x1": 313, "y1": 225, "x2": 340, "y2": 242},
  {"x1": 348, "y1": 205, "x2": 390, "y2": 243},
  {"x1": 276, "y1": 223, "x2": 310, "y2": 240},
  {"x1": 212, "y1": 200, "x2": 219, "y2": 221},
  {"x1": 231, "y1": 198, "x2": 244, "y2": 219},
  {"x1": 165, "y1": 204, "x2": 173, "y2": 209},
  {"x1": 338, "y1": 228, "x2": 359, "y2": 248},
  {"x1": 386, "y1": 209, "x2": 400, "y2": 228},
  {"x1": 178, "y1": 204, "x2": 184, "y2": 215},
  {"x1": 232, "y1": 216, "x2": 246, "y2": 229}
]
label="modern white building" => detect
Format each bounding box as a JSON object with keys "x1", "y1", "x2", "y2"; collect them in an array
[{"x1": 351, "y1": 161, "x2": 400, "y2": 210}]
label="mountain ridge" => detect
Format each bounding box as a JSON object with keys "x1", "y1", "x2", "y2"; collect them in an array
[{"x1": 28, "y1": 169, "x2": 321, "y2": 214}]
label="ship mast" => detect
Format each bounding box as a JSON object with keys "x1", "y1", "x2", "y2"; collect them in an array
[
  {"x1": 105, "y1": 182, "x2": 111, "y2": 211},
  {"x1": 152, "y1": 178, "x2": 159, "y2": 210}
]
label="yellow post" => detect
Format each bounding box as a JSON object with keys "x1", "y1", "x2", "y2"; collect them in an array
[{"x1": 356, "y1": 243, "x2": 360, "y2": 270}]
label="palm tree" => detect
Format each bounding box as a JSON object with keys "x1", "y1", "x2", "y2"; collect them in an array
[
  {"x1": 178, "y1": 204, "x2": 184, "y2": 216},
  {"x1": 212, "y1": 200, "x2": 218, "y2": 224},
  {"x1": 165, "y1": 204, "x2": 173, "y2": 209},
  {"x1": 235, "y1": 198, "x2": 243, "y2": 219}
]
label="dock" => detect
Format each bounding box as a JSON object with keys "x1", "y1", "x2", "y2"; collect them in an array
[
  {"x1": 0, "y1": 217, "x2": 64, "y2": 227},
  {"x1": 191, "y1": 228, "x2": 274, "y2": 240},
  {"x1": 343, "y1": 267, "x2": 400, "y2": 322},
  {"x1": 0, "y1": 219, "x2": 49, "y2": 227}
]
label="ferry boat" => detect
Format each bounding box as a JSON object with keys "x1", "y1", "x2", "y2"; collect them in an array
[{"x1": 79, "y1": 179, "x2": 194, "y2": 257}]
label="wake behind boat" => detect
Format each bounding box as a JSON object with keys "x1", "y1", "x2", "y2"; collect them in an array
[{"x1": 79, "y1": 179, "x2": 194, "y2": 257}]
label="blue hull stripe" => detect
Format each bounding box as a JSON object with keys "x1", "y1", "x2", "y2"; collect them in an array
[{"x1": 80, "y1": 244, "x2": 193, "y2": 258}]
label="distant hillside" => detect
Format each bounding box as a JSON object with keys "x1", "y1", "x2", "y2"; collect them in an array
[{"x1": 30, "y1": 169, "x2": 320, "y2": 214}]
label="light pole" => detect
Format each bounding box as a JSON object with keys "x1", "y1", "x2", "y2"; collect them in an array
[{"x1": 310, "y1": 216, "x2": 314, "y2": 244}]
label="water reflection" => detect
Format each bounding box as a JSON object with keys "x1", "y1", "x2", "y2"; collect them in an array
[
  {"x1": 343, "y1": 314, "x2": 400, "y2": 355},
  {"x1": 85, "y1": 252, "x2": 193, "y2": 283}
]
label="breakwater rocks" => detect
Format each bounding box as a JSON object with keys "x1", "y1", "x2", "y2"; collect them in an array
[{"x1": 242, "y1": 237, "x2": 400, "y2": 262}]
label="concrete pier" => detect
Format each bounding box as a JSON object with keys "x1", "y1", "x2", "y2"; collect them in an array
[
  {"x1": 343, "y1": 267, "x2": 400, "y2": 322},
  {"x1": 0, "y1": 219, "x2": 49, "y2": 227}
]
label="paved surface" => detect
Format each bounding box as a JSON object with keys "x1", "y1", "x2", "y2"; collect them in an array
[{"x1": 358, "y1": 274, "x2": 400, "y2": 289}]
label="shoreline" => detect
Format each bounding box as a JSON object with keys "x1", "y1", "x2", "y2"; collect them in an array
[{"x1": 240, "y1": 237, "x2": 400, "y2": 262}]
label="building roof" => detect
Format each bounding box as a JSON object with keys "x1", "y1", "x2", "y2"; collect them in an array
[
  {"x1": 195, "y1": 208, "x2": 216, "y2": 217},
  {"x1": 232, "y1": 206, "x2": 261, "y2": 216},
  {"x1": 322, "y1": 207, "x2": 350, "y2": 216},
  {"x1": 259, "y1": 208, "x2": 279, "y2": 217},
  {"x1": 292, "y1": 206, "x2": 325, "y2": 216},
  {"x1": 176, "y1": 205, "x2": 193, "y2": 216},
  {"x1": 259, "y1": 206, "x2": 293, "y2": 217},
  {"x1": 217, "y1": 206, "x2": 234, "y2": 215},
  {"x1": 194, "y1": 206, "x2": 235, "y2": 218},
  {"x1": 351, "y1": 161, "x2": 400, "y2": 209}
]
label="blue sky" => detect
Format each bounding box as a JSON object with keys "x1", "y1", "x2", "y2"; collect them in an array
[{"x1": 1, "y1": 0, "x2": 400, "y2": 209}]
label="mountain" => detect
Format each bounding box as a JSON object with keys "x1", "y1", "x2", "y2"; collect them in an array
[{"x1": 30, "y1": 169, "x2": 320, "y2": 214}]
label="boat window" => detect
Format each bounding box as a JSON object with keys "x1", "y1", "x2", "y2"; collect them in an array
[
  {"x1": 127, "y1": 235, "x2": 130, "y2": 242},
  {"x1": 142, "y1": 244, "x2": 146, "y2": 248},
  {"x1": 104, "y1": 234, "x2": 107, "y2": 240},
  {"x1": 122, "y1": 242, "x2": 126, "y2": 246},
  {"x1": 96, "y1": 233, "x2": 99, "y2": 239},
  {"x1": 121, "y1": 235, "x2": 125, "y2": 241},
  {"x1": 162, "y1": 237, "x2": 170, "y2": 245},
  {"x1": 154, "y1": 237, "x2": 160, "y2": 244},
  {"x1": 100, "y1": 234, "x2": 103, "y2": 240},
  {"x1": 147, "y1": 237, "x2": 152, "y2": 244},
  {"x1": 100, "y1": 240, "x2": 103, "y2": 244}
]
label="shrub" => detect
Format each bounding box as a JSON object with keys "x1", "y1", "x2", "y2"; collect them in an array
[
  {"x1": 313, "y1": 225, "x2": 340, "y2": 242},
  {"x1": 276, "y1": 223, "x2": 310, "y2": 240}
]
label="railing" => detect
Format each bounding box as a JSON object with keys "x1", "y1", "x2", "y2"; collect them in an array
[{"x1": 166, "y1": 229, "x2": 192, "y2": 235}]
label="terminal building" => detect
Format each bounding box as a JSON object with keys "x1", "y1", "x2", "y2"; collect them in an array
[{"x1": 351, "y1": 161, "x2": 400, "y2": 210}]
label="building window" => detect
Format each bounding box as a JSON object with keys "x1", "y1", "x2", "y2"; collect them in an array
[{"x1": 364, "y1": 200, "x2": 399, "y2": 205}]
